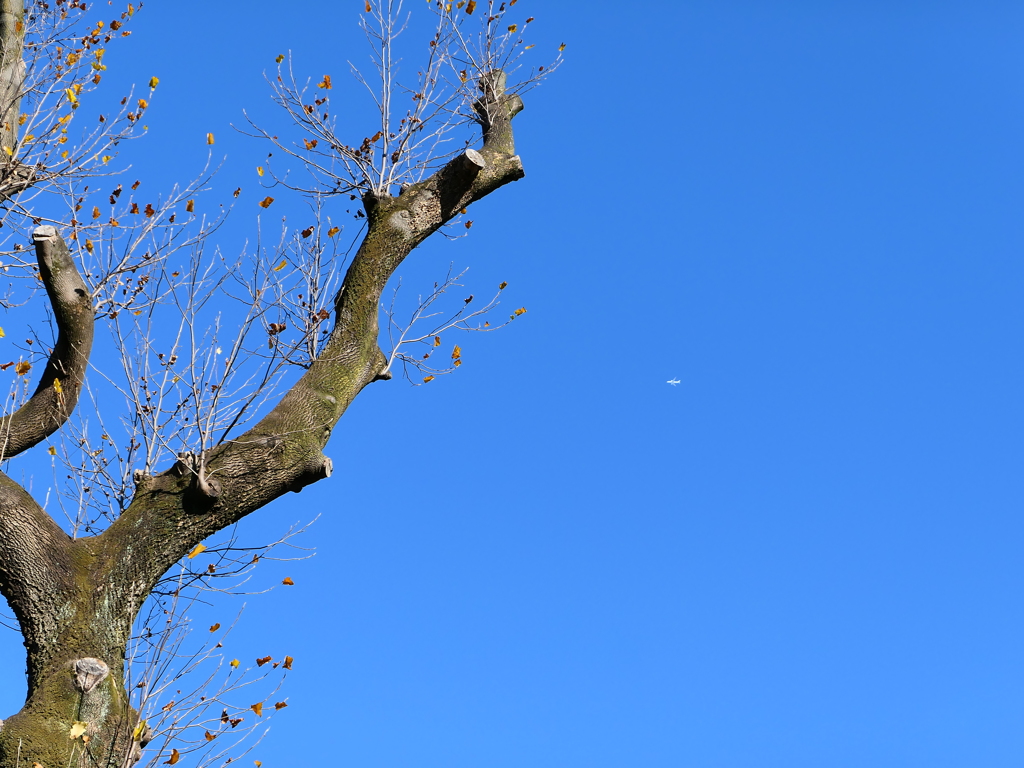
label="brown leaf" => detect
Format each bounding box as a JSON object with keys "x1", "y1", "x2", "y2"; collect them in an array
[
  {"x1": 251, "y1": 702, "x2": 263, "y2": 717},
  {"x1": 165, "y1": 748, "x2": 180, "y2": 765},
  {"x1": 258, "y1": 196, "x2": 274, "y2": 208},
  {"x1": 204, "y1": 731, "x2": 216, "y2": 741},
  {"x1": 256, "y1": 655, "x2": 272, "y2": 667},
  {"x1": 209, "y1": 623, "x2": 221, "y2": 632},
  {"x1": 283, "y1": 656, "x2": 294, "y2": 670},
  {"x1": 274, "y1": 701, "x2": 288, "y2": 710}
]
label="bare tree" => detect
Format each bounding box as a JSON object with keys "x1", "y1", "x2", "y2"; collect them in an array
[{"x1": 0, "y1": 0, "x2": 557, "y2": 765}]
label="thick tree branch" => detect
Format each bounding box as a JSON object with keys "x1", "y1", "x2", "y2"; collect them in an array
[
  {"x1": 99, "y1": 70, "x2": 526, "y2": 600},
  {"x1": 0, "y1": 226, "x2": 94, "y2": 460},
  {"x1": 0, "y1": 470, "x2": 74, "y2": 680},
  {"x1": 0, "y1": 0, "x2": 31, "y2": 199}
]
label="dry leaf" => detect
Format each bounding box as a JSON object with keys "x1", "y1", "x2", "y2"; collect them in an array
[
  {"x1": 282, "y1": 577, "x2": 294, "y2": 585},
  {"x1": 187, "y1": 543, "x2": 206, "y2": 559},
  {"x1": 259, "y1": 196, "x2": 275, "y2": 208},
  {"x1": 165, "y1": 748, "x2": 180, "y2": 765},
  {"x1": 69, "y1": 721, "x2": 88, "y2": 739},
  {"x1": 251, "y1": 702, "x2": 263, "y2": 717},
  {"x1": 206, "y1": 132, "x2": 215, "y2": 145}
]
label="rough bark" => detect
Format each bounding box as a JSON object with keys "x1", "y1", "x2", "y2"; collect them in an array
[{"x1": 0, "y1": 72, "x2": 525, "y2": 768}]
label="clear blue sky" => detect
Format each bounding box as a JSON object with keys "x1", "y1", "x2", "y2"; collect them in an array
[{"x1": 3, "y1": 1, "x2": 1024, "y2": 766}]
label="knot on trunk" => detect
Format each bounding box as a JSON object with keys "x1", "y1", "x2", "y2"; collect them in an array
[
  {"x1": 73, "y1": 657, "x2": 109, "y2": 693},
  {"x1": 288, "y1": 454, "x2": 333, "y2": 494},
  {"x1": 177, "y1": 451, "x2": 222, "y2": 502}
]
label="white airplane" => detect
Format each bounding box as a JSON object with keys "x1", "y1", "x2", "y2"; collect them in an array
[{"x1": 666, "y1": 378, "x2": 680, "y2": 386}]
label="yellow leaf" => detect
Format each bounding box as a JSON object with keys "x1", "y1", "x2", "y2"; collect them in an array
[
  {"x1": 251, "y1": 702, "x2": 263, "y2": 717},
  {"x1": 0, "y1": 327, "x2": 5, "y2": 337},
  {"x1": 433, "y1": 336, "x2": 441, "y2": 347},
  {"x1": 187, "y1": 543, "x2": 206, "y2": 559},
  {"x1": 149, "y1": 76, "x2": 159, "y2": 89},
  {"x1": 92, "y1": 206, "x2": 101, "y2": 219},
  {"x1": 259, "y1": 196, "x2": 275, "y2": 208},
  {"x1": 207, "y1": 132, "x2": 215, "y2": 145},
  {"x1": 499, "y1": 281, "x2": 508, "y2": 289},
  {"x1": 165, "y1": 748, "x2": 180, "y2": 765},
  {"x1": 69, "y1": 721, "x2": 88, "y2": 739},
  {"x1": 47, "y1": 446, "x2": 56, "y2": 456},
  {"x1": 452, "y1": 345, "x2": 461, "y2": 359},
  {"x1": 15, "y1": 361, "x2": 30, "y2": 376},
  {"x1": 514, "y1": 307, "x2": 527, "y2": 316},
  {"x1": 275, "y1": 54, "x2": 285, "y2": 63},
  {"x1": 53, "y1": 378, "x2": 62, "y2": 394},
  {"x1": 559, "y1": 42, "x2": 566, "y2": 51},
  {"x1": 230, "y1": 658, "x2": 240, "y2": 668},
  {"x1": 282, "y1": 577, "x2": 294, "y2": 585},
  {"x1": 138, "y1": 98, "x2": 148, "y2": 109},
  {"x1": 508, "y1": 24, "x2": 517, "y2": 32},
  {"x1": 132, "y1": 719, "x2": 148, "y2": 742},
  {"x1": 327, "y1": 226, "x2": 340, "y2": 237},
  {"x1": 318, "y1": 74, "x2": 332, "y2": 89},
  {"x1": 84, "y1": 239, "x2": 94, "y2": 253},
  {"x1": 256, "y1": 166, "x2": 264, "y2": 176},
  {"x1": 273, "y1": 259, "x2": 287, "y2": 272},
  {"x1": 102, "y1": 155, "x2": 112, "y2": 163},
  {"x1": 255, "y1": 762, "x2": 262, "y2": 767},
  {"x1": 423, "y1": 375, "x2": 435, "y2": 383},
  {"x1": 132, "y1": 310, "x2": 143, "y2": 316}
]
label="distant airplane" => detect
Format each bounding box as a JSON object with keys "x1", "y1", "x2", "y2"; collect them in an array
[{"x1": 666, "y1": 378, "x2": 680, "y2": 386}]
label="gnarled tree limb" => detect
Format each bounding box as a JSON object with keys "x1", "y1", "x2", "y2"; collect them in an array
[
  {"x1": 0, "y1": 226, "x2": 94, "y2": 460},
  {"x1": 100, "y1": 69, "x2": 527, "y2": 595}
]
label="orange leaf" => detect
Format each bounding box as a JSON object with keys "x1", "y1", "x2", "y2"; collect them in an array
[
  {"x1": 204, "y1": 731, "x2": 216, "y2": 741},
  {"x1": 256, "y1": 656, "x2": 272, "y2": 667},
  {"x1": 165, "y1": 749, "x2": 180, "y2": 765},
  {"x1": 185, "y1": 199, "x2": 194, "y2": 213},
  {"x1": 282, "y1": 577, "x2": 294, "y2": 585},
  {"x1": 209, "y1": 622, "x2": 221, "y2": 632},
  {"x1": 14, "y1": 361, "x2": 30, "y2": 376},
  {"x1": 327, "y1": 226, "x2": 340, "y2": 237},
  {"x1": 283, "y1": 656, "x2": 294, "y2": 670},
  {"x1": 422, "y1": 375, "x2": 435, "y2": 383},
  {"x1": 259, "y1": 196, "x2": 275, "y2": 208},
  {"x1": 251, "y1": 702, "x2": 263, "y2": 717},
  {"x1": 187, "y1": 543, "x2": 206, "y2": 559},
  {"x1": 206, "y1": 132, "x2": 215, "y2": 145}
]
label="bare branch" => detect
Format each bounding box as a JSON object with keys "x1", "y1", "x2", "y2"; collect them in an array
[{"x1": 0, "y1": 225, "x2": 92, "y2": 459}]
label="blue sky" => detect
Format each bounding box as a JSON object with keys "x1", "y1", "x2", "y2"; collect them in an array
[{"x1": 3, "y1": 0, "x2": 1024, "y2": 766}]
